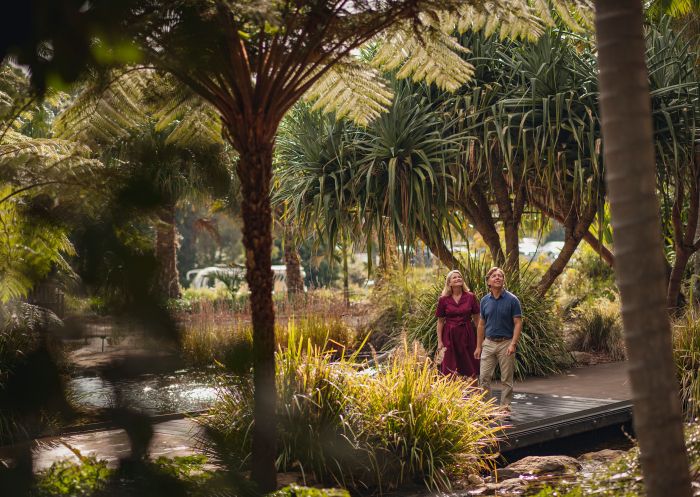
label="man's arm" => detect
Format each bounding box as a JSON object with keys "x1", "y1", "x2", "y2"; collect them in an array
[
  {"x1": 507, "y1": 316, "x2": 523, "y2": 356},
  {"x1": 475, "y1": 315, "x2": 485, "y2": 359}
]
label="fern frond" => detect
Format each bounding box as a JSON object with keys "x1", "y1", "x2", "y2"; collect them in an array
[
  {"x1": 304, "y1": 62, "x2": 394, "y2": 126},
  {"x1": 372, "y1": 23, "x2": 474, "y2": 91},
  {"x1": 53, "y1": 68, "x2": 154, "y2": 145}
]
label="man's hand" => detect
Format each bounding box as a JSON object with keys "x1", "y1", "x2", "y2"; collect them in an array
[
  {"x1": 507, "y1": 342, "x2": 517, "y2": 356},
  {"x1": 474, "y1": 346, "x2": 481, "y2": 360}
]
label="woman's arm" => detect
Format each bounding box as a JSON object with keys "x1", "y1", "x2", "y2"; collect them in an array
[{"x1": 437, "y1": 317, "x2": 445, "y2": 349}]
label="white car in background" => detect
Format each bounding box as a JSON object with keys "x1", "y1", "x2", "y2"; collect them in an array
[{"x1": 187, "y1": 265, "x2": 304, "y2": 294}]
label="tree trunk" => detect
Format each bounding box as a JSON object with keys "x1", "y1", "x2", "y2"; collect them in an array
[
  {"x1": 155, "y1": 202, "x2": 181, "y2": 300},
  {"x1": 283, "y1": 224, "x2": 304, "y2": 299},
  {"x1": 237, "y1": 140, "x2": 277, "y2": 492},
  {"x1": 667, "y1": 248, "x2": 691, "y2": 310},
  {"x1": 490, "y1": 167, "x2": 522, "y2": 274},
  {"x1": 595, "y1": 2, "x2": 692, "y2": 497},
  {"x1": 458, "y1": 192, "x2": 506, "y2": 267},
  {"x1": 582, "y1": 230, "x2": 615, "y2": 266},
  {"x1": 415, "y1": 225, "x2": 465, "y2": 272},
  {"x1": 535, "y1": 201, "x2": 597, "y2": 297}
]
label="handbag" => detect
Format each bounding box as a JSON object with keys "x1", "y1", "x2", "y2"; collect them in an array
[{"x1": 434, "y1": 346, "x2": 447, "y2": 365}]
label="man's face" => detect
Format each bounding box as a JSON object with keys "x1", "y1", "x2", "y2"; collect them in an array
[{"x1": 487, "y1": 270, "x2": 505, "y2": 289}]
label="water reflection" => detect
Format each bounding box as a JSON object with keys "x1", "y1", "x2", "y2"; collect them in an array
[{"x1": 67, "y1": 369, "x2": 225, "y2": 415}]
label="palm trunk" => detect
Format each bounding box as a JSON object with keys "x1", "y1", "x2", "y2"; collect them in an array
[
  {"x1": 155, "y1": 202, "x2": 181, "y2": 300},
  {"x1": 237, "y1": 140, "x2": 277, "y2": 492},
  {"x1": 595, "y1": 2, "x2": 692, "y2": 496},
  {"x1": 283, "y1": 224, "x2": 304, "y2": 299}
]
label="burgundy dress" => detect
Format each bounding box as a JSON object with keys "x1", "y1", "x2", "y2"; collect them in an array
[{"x1": 435, "y1": 292, "x2": 480, "y2": 378}]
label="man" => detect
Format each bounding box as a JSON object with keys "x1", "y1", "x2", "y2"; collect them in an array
[{"x1": 474, "y1": 266, "x2": 523, "y2": 411}]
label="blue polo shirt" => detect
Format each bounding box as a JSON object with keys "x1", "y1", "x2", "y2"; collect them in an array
[{"x1": 480, "y1": 290, "x2": 522, "y2": 339}]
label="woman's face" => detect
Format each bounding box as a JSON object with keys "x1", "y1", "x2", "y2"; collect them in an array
[{"x1": 450, "y1": 272, "x2": 464, "y2": 288}]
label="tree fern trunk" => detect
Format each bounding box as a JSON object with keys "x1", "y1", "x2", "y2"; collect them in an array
[
  {"x1": 283, "y1": 224, "x2": 304, "y2": 299},
  {"x1": 237, "y1": 140, "x2": 277, "y2": 492},
  {"x1": 155, "y1": 202, "x2": 181, "y2": 300},
  {"x1": 595, "y1": 2, "x2": 692, "y2": 496}
]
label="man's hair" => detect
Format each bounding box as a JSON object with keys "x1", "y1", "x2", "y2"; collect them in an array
[{"x1": 485, "y1": 267, "x2": 505, "y2": 288}]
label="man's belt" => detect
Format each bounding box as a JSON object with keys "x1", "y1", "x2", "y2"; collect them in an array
[{"x1": 486, "y1": 336, "x2": 511, "y2": 343}]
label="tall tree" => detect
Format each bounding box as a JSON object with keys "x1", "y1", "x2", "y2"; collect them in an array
[{"x1": 594, "y1": 2, "x2": 692, "y2": 496}]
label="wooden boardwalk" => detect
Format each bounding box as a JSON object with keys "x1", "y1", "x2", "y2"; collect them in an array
[
  {"x1": 4, "y1": 362, "x2": 633, "y2": 470},
  {"x1": 502, "y1": 391, "x2": 632, "y2": 451}
]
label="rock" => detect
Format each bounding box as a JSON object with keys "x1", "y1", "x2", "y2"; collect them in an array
[
  {"x1": 495, "y1": 455, "x2": 582, "y2": 480},
  {"x1": 485, "y1": 477, "x2": 528, "y2": 493},
  {"x1": 578, "y1": 449, "x2": 626, "y2": 464},
  {"x1": 467, "y1": 474, "x2": 485, "y2": 486},
  {"x1": 571, "y1": 351, "x2": 593, "y2": 364}
]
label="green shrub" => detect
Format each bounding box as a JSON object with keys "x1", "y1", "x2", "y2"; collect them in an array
[
  {"x1": 34, "y1": 455, "x2": 112, "y2": 497},
  {"x1": 402, "y1": 254, "x2": 571, "y2": 378},
  {"x1": 200, "y1": 327, "x2": 503, "y2": 492},
  {"x1": 352, "y1": 347, "x2": 502, "y2": 490},
  {"x1": 673, "y1": 307, "x2": 700, "y2": 420},
  {"x1": 33, "y1": 454, "x2": 214, "y2": 496},
  {"x1": 569, "y1": 297, "x2": 625, "y2": 360},
  {"x1": 270, "y1": 485, "x2": 350, "y2": 497},
  {"x1": 558, "y1": 245, "x2": 616, "y2": 310},
  {"x1": 366, "y1": 267, "x2": 435, "y2": 340}
]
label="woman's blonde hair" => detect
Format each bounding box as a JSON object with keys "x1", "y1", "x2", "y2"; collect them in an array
[{"x1": 441, "y1": 269, "x2": 470, "y2": 297}]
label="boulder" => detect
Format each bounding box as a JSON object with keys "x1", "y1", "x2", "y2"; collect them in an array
[
  {"x1": 571, "y1": 351, "x2": 594, "y2": 364},
  {"x1": 578, "y1": 448, "x2": 626, "y2": 464},
  {"x1": 485, "y1": 477, "x2": 528, "y2": 493},
  {"x1": 495, "y1": 455, "x2": 582, "y2": 480}
]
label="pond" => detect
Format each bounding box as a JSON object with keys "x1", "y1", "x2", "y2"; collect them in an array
[{"x1": 66, "y1": 369, "x2": 225, "y2": 415}]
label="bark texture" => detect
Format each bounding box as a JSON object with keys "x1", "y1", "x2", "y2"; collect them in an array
[
  {"x1": 595, "y1": 2, "x2": 692, "y2": 496},
  {"x1": 283, "y1": 224, "x2": 305, "y2": 299},
  {"x1": 236, "y1": 139, "x2": 277, "y2": 492},
  {"x1": 155, "y1": 203, "x2": 181, "y2": 300}
]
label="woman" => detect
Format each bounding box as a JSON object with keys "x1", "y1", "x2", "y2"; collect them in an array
[{"x1": 435, "y1": 269, "x2": 480, "y2": 379}]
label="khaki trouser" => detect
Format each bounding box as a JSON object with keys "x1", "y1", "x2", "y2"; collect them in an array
[{"x1": 479, "y1": 338, "x2": 515, "y2": 406}]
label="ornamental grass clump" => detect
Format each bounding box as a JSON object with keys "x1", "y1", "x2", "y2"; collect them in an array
[
  {"x1": 673, "y1": 307, "x2": 700, "y2": 420},
  {"x1": 200, "y1": 322, "x2": 504, "y2": 492},
  {"x1": 402, "y1": 254, "x2": 571, "y2": 378},
  {"x1": 569, "y1": 296, "x2": 625, "y2": 360},
  {"x1": 353, "y1": 348, "x2": 502, "y2": 490}
]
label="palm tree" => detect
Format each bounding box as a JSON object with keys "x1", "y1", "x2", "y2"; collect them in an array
[{"x1": 594, "y1": 1, "x2": 692, "y2": 496}]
